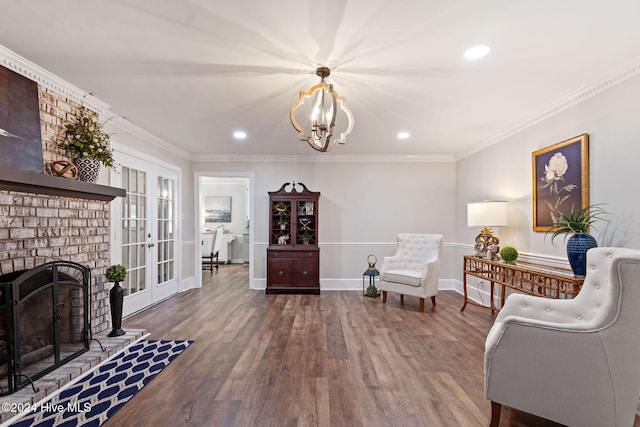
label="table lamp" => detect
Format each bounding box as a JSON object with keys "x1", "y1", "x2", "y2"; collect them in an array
[{"x1": 467, "y1": 199, "x2": 508, "y2": 259}]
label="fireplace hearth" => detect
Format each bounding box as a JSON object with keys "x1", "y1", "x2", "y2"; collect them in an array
[{"x1": 0, "y1": 261, "x2": 90, "y2": 395}]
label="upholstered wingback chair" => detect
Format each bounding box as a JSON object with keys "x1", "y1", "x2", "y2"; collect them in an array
[
  {"x1": 485, "y1": 247, "x2": 640, "y2": 427},
  {"x1": 379, "y1": 233, "x2": 443, "y2": 312}
]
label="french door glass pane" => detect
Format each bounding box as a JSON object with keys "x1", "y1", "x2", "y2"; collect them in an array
[
  {"x1": 157, "y1": 176, "x2": 175, "y2": 285},
  {"x1": 121, "y1": 166, "x2": 147, "y2": 296}
]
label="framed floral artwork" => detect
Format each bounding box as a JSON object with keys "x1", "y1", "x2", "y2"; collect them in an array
[{"x1": 532, "y1": 134, "x2": 589, "y2": 231}]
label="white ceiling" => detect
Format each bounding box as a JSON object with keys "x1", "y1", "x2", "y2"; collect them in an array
[{"x1": 2, "y1": 0, "x2": 640, "y2": 159}]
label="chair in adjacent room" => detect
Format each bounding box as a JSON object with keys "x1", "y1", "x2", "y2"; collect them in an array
[
  {"x1": 485, "y1": 247, "x2": 640, "y2": 427},
  {"x1": 379, "y1": 233, "x2": 443, "y2": 312},
  {"x1": 202, "y1": 230, "x2": 221, "y2": 273}
]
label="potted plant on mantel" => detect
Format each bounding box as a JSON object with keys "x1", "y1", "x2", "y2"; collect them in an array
[
  {"x1": 546, "y1": 204, "x2": 609, "y2": 277},
  {"x1": 59, "y1": 105, "x2": 114, "y2": 183}
]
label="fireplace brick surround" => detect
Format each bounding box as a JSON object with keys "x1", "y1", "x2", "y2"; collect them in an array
[
  {"x1": 0, "y1": 192, "x2": 111, "y2": 335},
  {"x1": 0, "y1": 82, "x2": 116, "y2": 335}
]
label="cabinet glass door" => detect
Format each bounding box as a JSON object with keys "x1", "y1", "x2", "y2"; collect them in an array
[
  {"x1": 271, "y1": 201, "x2": 291, "y2": 245},
  {"x1": 296, "y1": 200, "x2": 316, "y2": 245}
]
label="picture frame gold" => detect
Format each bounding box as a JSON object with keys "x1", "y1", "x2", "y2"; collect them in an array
[{"x1": 532, "y1": 134, "x2": 589, "y2": 231}]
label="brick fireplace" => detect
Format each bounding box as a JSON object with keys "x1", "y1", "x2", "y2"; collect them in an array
[
  {"x1": 0, "y1": 61, "x2": 143, "y2": 413},
  {"x1": 0, "y1": 191, "x2": 111, "y2": 335},
  {"x1": 0, "y1": 82, "x2": 121, "y2": 336}
]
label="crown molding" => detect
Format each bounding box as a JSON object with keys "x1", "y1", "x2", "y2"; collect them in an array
[
  {"x1": 0, "y1": 45, "x2": 110, "y2": 113},
  {"x1": 456, "y1": 56, "x2": 640, "y2": 160},
  {"x1": 191, "y1": 154, "x2": 455, "y2": 163},
  {"x1": 107, "y1": 117, "x2": 191, "y2": 160},
  {"x1": 0, "y1": 45, "x2": 191, "y2": 161}
]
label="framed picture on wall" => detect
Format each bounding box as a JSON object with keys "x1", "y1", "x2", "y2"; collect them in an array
[
  {"x1": 532, "y1": 133, "x2": 589, "y2": 231},
  {"x1": 204, "y1": 196, "x2": 232, "y2": 223}
]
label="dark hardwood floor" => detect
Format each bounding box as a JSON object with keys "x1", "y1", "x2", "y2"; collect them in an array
[{"x1": 105, "y1": 264, "x2": 640, "y2": 427}]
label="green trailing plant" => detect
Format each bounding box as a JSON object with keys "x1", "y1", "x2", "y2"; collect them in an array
[
  {"x1": 500, "y1": 246, "x2": 518, "y2": 264},
  {"x1": 276, "y1": 218, "x2": 289, "y2": 226},
  {"x1": 60, "y1": 105, "x2": 115, "y2": 168},
  {"x1": 546, "y1": 204, "x2": 609, "y2": 244},
  {"x1": 105, "y1": 264, "x2": 127, "y2": 283}
]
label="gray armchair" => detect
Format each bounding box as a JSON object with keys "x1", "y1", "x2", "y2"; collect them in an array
[{"x1": 485, "y1": 247, "x2": 640, "y2": 427}]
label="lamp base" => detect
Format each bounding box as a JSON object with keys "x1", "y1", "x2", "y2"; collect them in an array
[{"x1": 474, "y1": 226, "x2": 500, "y2": 260}]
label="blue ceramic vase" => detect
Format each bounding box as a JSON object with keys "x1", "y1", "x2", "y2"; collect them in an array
[{"x1": 566, "y1": 233, "x2": 597, "y2": 276}]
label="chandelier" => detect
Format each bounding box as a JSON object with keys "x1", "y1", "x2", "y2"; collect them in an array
[{"x1": 290, "y1": 67, "x2": 354, "y2": 152}]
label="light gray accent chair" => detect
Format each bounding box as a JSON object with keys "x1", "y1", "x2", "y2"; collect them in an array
[
  {"x1": 379, "y1": 233, "x2": 443, "y2": 312},
  {"x1": 485, "y1": 247, "x2": 640, "y2": 427}
]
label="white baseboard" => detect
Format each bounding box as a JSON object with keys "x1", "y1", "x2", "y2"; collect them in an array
[
  {"x1": 451, "y1": 279, "x2": 501, "y2": 308},
  {"x1": 252, "y1": 278, "x2": 456, "y2": 292},
  {"x1": 179, "y1": 276, "x2": 197, "y2": 292}
]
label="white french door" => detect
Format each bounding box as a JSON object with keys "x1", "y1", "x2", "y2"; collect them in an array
[{"x1": 111, "y1": 152, "x2": 179, "y2": 316}]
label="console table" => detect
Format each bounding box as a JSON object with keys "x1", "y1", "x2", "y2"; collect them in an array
[{"x1": 460, "y1": 255, "x2": 585, "y2": 313}]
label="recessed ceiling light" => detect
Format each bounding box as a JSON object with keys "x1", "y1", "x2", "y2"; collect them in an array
[
  {"x1": 397, "y1": 132, "x2": 410, "y2": 140},
  {"x1": 233, "y1": 130, "x2": 247, "y2": 140},
  {"x1": 464, "y1": 45, "x2": 491, "y2": 60}
]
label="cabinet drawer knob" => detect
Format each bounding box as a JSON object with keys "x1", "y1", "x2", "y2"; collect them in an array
[
  {"x1": 308, "y1": 253, "x2": 312, "y2": 257},
  {"x1": 302, "y1": 271, "x2": 308, "y2": 276},
  {"x1": 278, "y1": 271, "x2": 284, "y2": 276},
  {"x1": 274, "y1": 253, "x2": 279, "y2": 257}
]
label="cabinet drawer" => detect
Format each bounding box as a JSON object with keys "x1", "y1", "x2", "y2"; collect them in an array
[
  {"x1": 293, "y1": 260, "x2": 318, "y2": 285},
  {"x1": 268, "y1": 261, "x2": 292, "y2": 285},
  {"x1": 268, "y1": 250, "x2": 318, "y2": 260}
]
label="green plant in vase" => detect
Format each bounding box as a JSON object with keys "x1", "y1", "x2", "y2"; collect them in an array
[
  {"x1": 59, "y1": 105, "x2": 114, "y2": 182},
  {"x1": 105, "y1": 264, "x2": 127, "y2": 337},
  {"x1": 546, "y1": 204, "x2": 609, "y2": 276},
  {"x1": 276, "y1": 218, "x2": 289, "y2": 230},
  {"x1": 105, "y1": 264, "x2": 127, "y2": 283}
]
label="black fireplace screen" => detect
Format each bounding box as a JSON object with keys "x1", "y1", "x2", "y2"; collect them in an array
[{"x1": 0, "y1": 261, "x2": 90, "y2": 395}]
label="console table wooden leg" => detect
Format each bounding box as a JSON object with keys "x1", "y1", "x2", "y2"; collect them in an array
[
  {"x1": 489, "y1": 281, "x2": 496, "y2": 311},
  {"x1": 461, "y1": 272, "x2": 469, "y2": 312}
]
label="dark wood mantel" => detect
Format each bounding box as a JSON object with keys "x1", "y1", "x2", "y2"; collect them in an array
[{"x1": 0, "y1": 167, "x2": 125, "y2": 201}]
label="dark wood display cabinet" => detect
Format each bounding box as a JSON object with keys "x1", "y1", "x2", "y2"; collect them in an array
[{"x1": 266, "y1": 182, "x2": 320, "y2": 294}]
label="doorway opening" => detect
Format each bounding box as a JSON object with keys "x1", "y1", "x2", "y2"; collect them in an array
[{"x1": 195, "y1": 173, "x2": 254, "y2": 289}]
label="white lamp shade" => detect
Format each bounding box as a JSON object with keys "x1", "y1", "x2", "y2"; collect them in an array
[{"x1": 467, "y1": 201, "x2": 508, "y2": 227}]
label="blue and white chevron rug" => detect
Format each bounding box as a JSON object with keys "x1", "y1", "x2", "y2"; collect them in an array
[{"x1": 11, "y1": 339, "x2": 192, "y2": 427}]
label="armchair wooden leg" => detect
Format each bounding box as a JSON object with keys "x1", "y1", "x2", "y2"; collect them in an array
[
  {"x1": 382, "y1": 291, "x2": 387, "y2": 303},
  {"x1": 419, "y1": 298, "x2": 425, "y2": 312},
  {"x1": 400, "y1": 294, "x2": 404, "y2": 303},
  {"x1": 490, "y1": 401, "x2": 501, "y2": 427},
  {"x1": 431, "y1": 295, "x2": 436, "y2": 306}
]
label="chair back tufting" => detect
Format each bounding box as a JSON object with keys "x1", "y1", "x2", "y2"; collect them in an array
[
  {"x1": 393, "y1": 233, "x2": 443, "y2": 272},
  {"x1": 484, "y1": 247, "x2": 640, "y2": 427}
]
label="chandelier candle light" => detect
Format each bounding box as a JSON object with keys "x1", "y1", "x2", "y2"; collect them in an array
[
  {"x1": 290, "y1": 67, "x2": 354, "y2": 152},
  {"x1": 467, "y1": 199, "x2": 508, "y2": 259}
]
